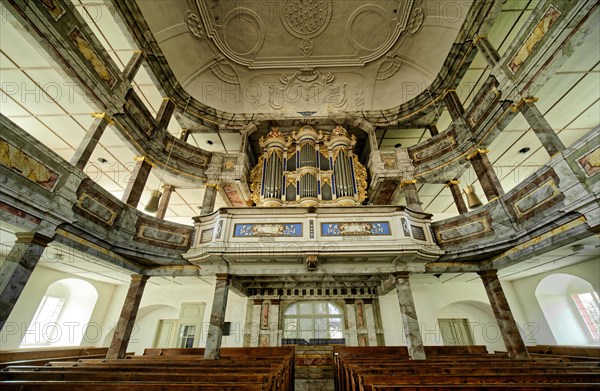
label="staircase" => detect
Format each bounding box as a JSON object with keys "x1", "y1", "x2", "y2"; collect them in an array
[{"x1": 294, "y1": 345, "x2": 335, "y2": 391}]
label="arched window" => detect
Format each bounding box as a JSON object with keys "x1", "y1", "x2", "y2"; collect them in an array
[
  {"x1": 21, "y1": 283, "x2": 69, "y2": 346},
  {"x1": 283, "y1": 301, "x2": 343, "y2": 344},
  {"x1": 21, "y1": 279, "x2": 98, "y2": 347},
  {"x1": 536, "y1": 273, "x2": 598, "y2": 345}
]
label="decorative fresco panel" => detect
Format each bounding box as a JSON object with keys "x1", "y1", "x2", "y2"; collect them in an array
[
  {"x1": 67, "y1": 28, "x2": 116, "y2": 88},
  {"x1": 321, "y1": 222, "x2": 391, "y2": 236},
  {"x1": 233, "y1": 223, "x2": 303, "y2": 237},
  {"x1": 40, "y1": 0, "x2": 66, "y2": 20},
  {"x1": 508, "y1": 5, "x2": 561, "y2": 74},
  {"x1": 578, "y1": 147, "x2": 600, "y2": 177},
  {"x1": 0, "y1": 138, "x2": 60, "y2": 191}
]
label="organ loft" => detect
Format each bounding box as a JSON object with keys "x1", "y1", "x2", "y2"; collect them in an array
[{"x1": 0, "y1": 0, "x2": 598, "y2": 390}]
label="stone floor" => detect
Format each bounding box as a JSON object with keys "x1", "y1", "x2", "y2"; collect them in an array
[{"x1": 294, "y1": 346, "x2": 335, "y2": 391}]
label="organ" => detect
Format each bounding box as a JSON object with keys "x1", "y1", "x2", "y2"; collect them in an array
[{"x1": 250, "y1": 125, "x2": 367, "y2": 207}]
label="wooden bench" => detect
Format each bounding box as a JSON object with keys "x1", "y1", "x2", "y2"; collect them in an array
[
  {"x1": 0, "y1": 347, "x2": 109, "y2": 369},
  {"x1": 0, "y1": 347, "x2": 295, "y2": 391},
  {"x1": 333, "y1": 346, "x2": 600, "y2": 391}
]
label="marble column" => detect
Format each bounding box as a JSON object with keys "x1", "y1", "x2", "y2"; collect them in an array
[
  {"x1": 155, "y1": 184, "x2": 174, "y2": 220},
  {"x1": 180, "y1": 129, "x2": 191, "y2": 142},
  {"x1": 478, "y1": 270, "x2": 529, "y2": 359},
  {"x1": 204, "y1": 274, "x2": 230, "y2": 359},
  {"x1": 0, "y1": 232, "x2": 53, "y2": 331},
  {"x1": 394, "y1": 272, "x2": 426, "y2": 360},
  {"x1": 401, "y1": 180, "x2": 423, "y2": 212},
  {"x1": 344, "y1": 299, "x2": 358, "y2": 346},
  {"x1": 364, "y1": 300, "x2": 378, "y2": 346},
  {"x1": 447, "y1": 180, "x2": 468, "y2": 214},
  {"x1": 475, "y1": 37, "x2": 500, "y2": 66},
  {"x1": 106, "y1": 274, "x2": 149, "y2": 359},
  {"x1": 468, "y1": 150, "x2": 504, "y2": 201},
  {"x1": 123, "y1": 51, "x2": 144, "y2": 82},
  {"x1": 121, "y1": 157, "x2": 152, "y2": 207},
  {"x1": 70, "y1": 115, "x2": 109, "y2": 170},
  {"x1": 444, "y1": 90, "x2": 465, "y2": 121},
  {"x1": 156, "y1": 98, "x2": 175, "y2": 131},
  {"x1": 520, "y1": 100, "x2": 566, "y2": 157},
  {"x1": 200, "y1": 184, "x2": 218, "y2": 215},
  {"x1": 427, "y1": 124, "x2": 439, "y2": 137}
]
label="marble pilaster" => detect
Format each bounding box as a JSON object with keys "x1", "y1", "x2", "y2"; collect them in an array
[
  {"x1": 123, "y1": 51, "x2": 144, "y2": 82},
  {"x1": 200, "y1": 184, "x2": 218, "y2": 215},
  {"x1": 444, "y1": 90, "x2": 465, "y2": 121},
  {"x1": 469, "y1": 150, "x2": 504, "y2": 201},
  {"x1": 447, "y1": 180, "x2": 468, "y2": 214},
  {"x1": 155, "y1": 184, "x2": 174, "y2": 220},
  {"x1": 400, "y1": 181, "x2": 423, "y2": 212},
  {"x1": 70, "y1": 116, "x2": 109, "y2": 170},
  {"x1": 394, "y1": 272, "x2": 426, "y2": 360},
  {"x1": 204, "y1": 273, "x2": 230, "y2": 359},
  {"x1": 268, "y1": 299, "x2": 280, "y2": 346},
  {"x1": 0, "y1": 232, "x2": 53, "y2": 331},
  {"x1": 520, "y1": 100, "x2": 566, "y2": 157},
  {"x1": 121, "y1": 157, "x2": 152, "y2": 207},
  {"x1": 364, "y1": 300, "x2": 378, "y2": 347},
  {"x1": 478, "y1": 270, "x2": 529, "y2": 359},
  {"x1": 106, "y1": 274, "x2": 149, "y2": 359},
  {"x1": 249, "y1": 300, "x2": 261, "y2": 347},
  {"x1": 344, "y1": 299, "x2": 358, "y2": 346}
]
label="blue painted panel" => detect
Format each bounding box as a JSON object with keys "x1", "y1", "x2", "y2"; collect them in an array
[
  {"x1": 321, "y1": 222, "x2": 391, "y2": 236},
  {"x1": 234, "y1": 223, "x2": 303, "y2": 237}
]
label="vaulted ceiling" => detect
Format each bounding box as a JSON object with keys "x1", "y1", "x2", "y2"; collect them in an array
[{"x1": 136, "y1": 0, "x2": 472, "y2": 115}]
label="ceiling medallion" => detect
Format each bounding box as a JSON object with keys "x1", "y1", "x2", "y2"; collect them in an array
[
  {"x1": 185, "y1": 11, "x2": 206, "y2": 40},
  {"x1": 281, "y1": 0, "x2": 333, "y2": 38}
]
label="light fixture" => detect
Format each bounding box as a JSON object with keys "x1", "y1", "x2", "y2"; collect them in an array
[
  {"x1": 464, "y1": 185, "x2": 483, "y2": 209},
  {"x1": 144, "y1": 141, "x2": 175, "y2": 213},
  {"x1": 519, "y1": 147, "x2": 531, "y2": 154}
]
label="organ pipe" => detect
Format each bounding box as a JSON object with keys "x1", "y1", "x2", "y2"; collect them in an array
[{"x1": 251, "y1": 125, "x2": 366, "y2": 207}]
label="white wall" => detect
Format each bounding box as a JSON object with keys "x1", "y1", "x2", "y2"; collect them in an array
[
  {"x1": 125, "y1": 277, "x2": 247, "y2": 354},
  {"x1": 509, "y1": 259, "x2": 600, "y2": 346},
  {"x1": 379, "y1": 278, "x2": 510, "y2": 353},
  {"x1": 1, "y1": 265, "x2": 125, "y2": 350}
]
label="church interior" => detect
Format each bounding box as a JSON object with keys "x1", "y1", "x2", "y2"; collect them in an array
[{"x1": 0, "y1": 0, "x2": 599, "y2": 389}]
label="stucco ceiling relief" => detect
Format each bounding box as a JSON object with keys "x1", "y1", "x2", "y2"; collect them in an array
[
  {"x1": 185, "y1": 11, "x2": 206, "y2": 40},
  {"x1": 269, "y1": 67, "x2": 347, "y2": 113}
]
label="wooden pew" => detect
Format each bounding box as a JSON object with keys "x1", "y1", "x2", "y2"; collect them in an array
[
  {"x1": 333, "y1": 346, "x2": 600, "y2": 391},
  {"x1": 0, "y1": 347, "x2": 295, "y2": 391},
  {"x1": 0, "y1": 347, "x2": 108, "y2": 369}
]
